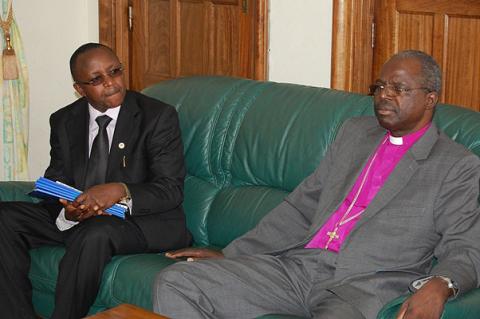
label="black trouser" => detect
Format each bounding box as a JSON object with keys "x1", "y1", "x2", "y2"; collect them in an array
[{"x1": 0, "y1": 201, "x2": 148, "y2": 319}]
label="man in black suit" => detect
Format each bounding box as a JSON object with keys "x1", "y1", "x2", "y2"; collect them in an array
[{"x1": 0, "y1": 43, "x2": 191, "y2": 319}]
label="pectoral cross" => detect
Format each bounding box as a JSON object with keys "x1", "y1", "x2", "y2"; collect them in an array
[{"x1": 325, "y1": 227, "x2": 339, "y2": 249}]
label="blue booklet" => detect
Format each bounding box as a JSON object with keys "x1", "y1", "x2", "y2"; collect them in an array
[{"x1": 29, "y1": 177, "x2": 126, "y2": 219}]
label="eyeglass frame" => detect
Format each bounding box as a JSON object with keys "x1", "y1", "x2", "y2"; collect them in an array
[
  {"x1": 369, "y1": 83, "x2": 432, "y2": 97},
  {"x1": 74, "y1": 64, "x2": 124, "y2": 86}
]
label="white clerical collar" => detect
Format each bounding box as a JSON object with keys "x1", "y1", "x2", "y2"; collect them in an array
[{"x1": 389, "y1": 134, "x2": 403, "y2": 145}]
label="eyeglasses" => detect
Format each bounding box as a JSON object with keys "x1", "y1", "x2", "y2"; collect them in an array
[
  {"x1": 369, "y1": 83, "x2": 431, "y2": 97},
  {"x1": 75, "y1": 65, "x2": 124, "y2": 86}
]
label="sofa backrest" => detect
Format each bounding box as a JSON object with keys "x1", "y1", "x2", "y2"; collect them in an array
[{"x1": 143, "y1": 76, "x2": 480, "y2": 248}]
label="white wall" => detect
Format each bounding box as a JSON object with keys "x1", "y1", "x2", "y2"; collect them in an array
[
  {"x1": 14, "y1": 0, "x2": 98, "y2": 179},
  {"x1": 13, "y1": 0, "x2": 332, "y2": 178},
  {"x1": 268, "y1": 0, "x2": 332, "y2": 88}
]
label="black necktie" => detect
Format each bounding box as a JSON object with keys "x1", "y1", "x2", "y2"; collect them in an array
[{"x1": 84, "y1": 115, "x2": 112, "y2": 189}]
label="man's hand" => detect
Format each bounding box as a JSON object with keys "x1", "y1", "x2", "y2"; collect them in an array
[
  {"x1": 165, "y1": 248, "x2": 224, "y2": 261},
  {"x1": 396, "y1": 277, "x2": 453, "y2": 319},
  {"x1": 62, "y1": 183, "x2": 127, "y2": 222},
  {"x1": 60, "y1": 198, "x2": 88, "y2": 221}
]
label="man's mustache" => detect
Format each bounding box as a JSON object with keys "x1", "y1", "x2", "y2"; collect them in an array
[
  {"x1": 374, "y1": 101, "x2": 396, "y2": 112},
  {"x1": 104, "y1": 87, "x2": 122, "y2": 96}
]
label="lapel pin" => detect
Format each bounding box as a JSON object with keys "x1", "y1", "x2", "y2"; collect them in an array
[{"x1": 118, "y1": 142, "x2": 125, "y2": 149}]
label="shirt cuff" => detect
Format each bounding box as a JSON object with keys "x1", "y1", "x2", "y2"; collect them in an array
[
  {"x1": 55, "y1": 208, "x2": 79, "y2": 231},
  {"x1": 119, "y1": 197, "x2": 133, "y2": 215},
  {"x1": 119, "y1": 183, "x2": 132, "y2": 215}
]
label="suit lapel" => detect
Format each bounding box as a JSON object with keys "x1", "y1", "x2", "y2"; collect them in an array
[
  {"x1": 355, "y1": 153, "x2": 418, "y2": 226},
  {"x1": 107, "y1": 92, "x2": 140, "y2": 180},
  {"x1": 67, "y1": 98, "x2": 90, "y2": 189},
  {"x1": 352, "y1": 123, "x2": 439, "y2": 230},
  {"x1": 310, "y1": 124, "x2": 386, "y2": 232}
]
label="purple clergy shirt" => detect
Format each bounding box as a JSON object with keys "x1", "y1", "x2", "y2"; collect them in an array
[{"x1": 305, "y1": 123, "x2": 430, "y2": 252}]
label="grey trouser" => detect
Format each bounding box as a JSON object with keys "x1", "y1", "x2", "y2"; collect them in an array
[{"x1": 153, "y1": 248, "x2": 365, "y2": 319}]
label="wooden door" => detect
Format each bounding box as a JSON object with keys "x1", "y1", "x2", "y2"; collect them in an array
[
  {"x1": 373, "y1": 0, "x2": 480, "y2": 111},
  {"x1": 99, "y1": 0, "x2": 267, "y2": 91},
  {"x1": 332, "y1": 0, "x2": 480, "y2": 111}
]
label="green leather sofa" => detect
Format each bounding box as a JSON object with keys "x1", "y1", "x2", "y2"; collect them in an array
[{"x1": 1, "y1": 76, "x2": 479, "y2": 318}]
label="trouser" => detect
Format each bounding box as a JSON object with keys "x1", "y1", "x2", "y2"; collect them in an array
[
  {"x1": 0, "y1": 201, "x2": 148, "y2": 319},
  {"x1": 153, "y1": 248, "x2": 365, "y2": 319}
]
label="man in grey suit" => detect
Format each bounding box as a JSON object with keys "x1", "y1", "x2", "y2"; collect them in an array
[{"x1": 153, "y1": 51, "x2": 480, "y2": 319}]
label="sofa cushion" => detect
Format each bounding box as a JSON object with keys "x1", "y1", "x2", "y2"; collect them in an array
[
  {"x1": 29, "y1": 247, "x2": 176, "y2": 316},
  {"x1": 144, "y1": 76, "x2": 267, "y2": 187},
  {"x1": 207, "y1": 186, "x2": 288, "y2": 247},
  {"x1": 229, "y1": 84, "x2": 372, "y2": 191},
  {"x1": 97, "y1": 254, "x2": 176, "y2": 310},
  {"x1": 0, "y1": 181, "x2": 37, "y2": 202},
  {"x1": 183, "y1": 175, "x2": 221, "y2": 246},
  {"x1": 433, "y1": 104, "x2": 480, "y2": 156}
]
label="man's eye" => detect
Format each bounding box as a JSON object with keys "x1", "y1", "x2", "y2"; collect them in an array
[
  {"x1": 393, "y1": 86, "x2": 406, "y2": 93},
  {"x1": 90, "y1": 76, "x2": 103, "y2": 85},
  {"x1": 109, "y1": 67, "x2": 123, "y2": 76}
]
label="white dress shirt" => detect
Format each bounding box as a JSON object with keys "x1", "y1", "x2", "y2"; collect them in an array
[{"x1": 55, "y1": 104, "x2": 125, "y2": 231}]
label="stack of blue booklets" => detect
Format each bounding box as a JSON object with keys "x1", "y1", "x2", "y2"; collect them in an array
[{"x1": 29, "y1": 177, "x2": 126, "y2": 219}]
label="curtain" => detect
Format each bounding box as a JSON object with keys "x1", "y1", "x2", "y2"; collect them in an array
[{"x1": 0, "y1": 0, "x2": 29, "y2": 180}]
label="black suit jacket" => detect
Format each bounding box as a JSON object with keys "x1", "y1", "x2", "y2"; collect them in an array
[{"x1": 43, "y1": 90, "x2": 191, "y2": 251}]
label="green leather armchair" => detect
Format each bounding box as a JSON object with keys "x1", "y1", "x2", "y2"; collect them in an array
[{"x1": 2, "y1": 76, "x2": 479, "y2": 318}]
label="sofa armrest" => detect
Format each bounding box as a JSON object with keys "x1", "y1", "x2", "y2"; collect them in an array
[
  {"x1": 0, "y1": 181, "x2": 37, "y2": 202},
  {"x1": 377, "y1": 288, "x2": 480, "y2": 319}
]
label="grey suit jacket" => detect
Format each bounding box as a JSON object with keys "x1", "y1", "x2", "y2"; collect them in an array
[{"x1": 223, "y1": 116, "x2": 480, "y2": 318}]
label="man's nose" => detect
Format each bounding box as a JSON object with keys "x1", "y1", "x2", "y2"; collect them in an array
[
  {"x1": 379, "y1": 87, "x2": 394, "y2": 100},
  {"x1": 102, "y1": 75, "x2": 114, "y2": 87}
]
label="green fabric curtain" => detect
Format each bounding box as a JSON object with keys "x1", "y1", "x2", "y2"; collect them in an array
[{"x1": 0, "y1": 0, "x2": 29, "y2": 180}]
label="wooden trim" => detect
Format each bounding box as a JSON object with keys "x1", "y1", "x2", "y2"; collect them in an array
[
  {"x1": 99, "y1": 0, "x2": 115, "y2": 47},
  {"x1": 99, "y1": 0, "x2": 131, "y2": 87},
  {"x1": 331, "y1": 0, "x2": 351, "y2": 91},
  {"x1": 331, "y1": 0, "x2": 374, "y2": 93},
  {"x1": 254, "y1": 0, "x2": 268, "y2": 80},
  {"x1": 98, "y1": 0, "x2": 130, "y2": 63}
]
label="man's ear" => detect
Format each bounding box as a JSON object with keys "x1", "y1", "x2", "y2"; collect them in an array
[
  {"x1": 73, "y1": 83, "x2": 85, "y2": 97},
  {"x1": 425, "y1": 91, "x2": 439, "y2": 110}
]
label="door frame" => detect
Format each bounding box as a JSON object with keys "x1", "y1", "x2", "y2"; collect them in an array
[
  {"x1": 99, "y1": 0, "x2": 131, "y2": 85},
  {"x1": 98, "y1": 0, "x2": 269, "y2": 87},
  {"x1": 331, "y1": 0, "x2": 374, "y2": 94}
]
